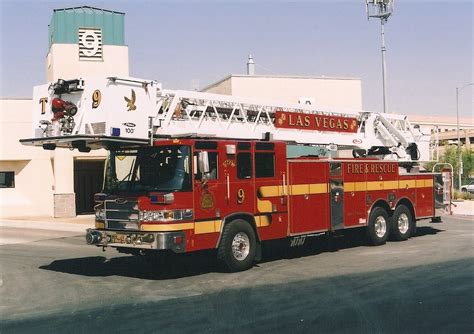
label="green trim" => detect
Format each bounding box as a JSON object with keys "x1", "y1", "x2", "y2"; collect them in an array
[{"x1": 48, "y1": 6, "x2": 125, "y2": 47}]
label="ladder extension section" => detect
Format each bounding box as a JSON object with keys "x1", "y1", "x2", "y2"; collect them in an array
[
  {"x1": 153, "y1": 90, "x2": 426, "y2": 160},
  {"x1": 20, "y1": 77, "x2": 430, "y2": 161}
]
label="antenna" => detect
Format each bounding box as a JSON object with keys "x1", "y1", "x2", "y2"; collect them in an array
[
  {"x1": 366, "y1": 0, "x2": 394, "y2": 21},
  {"x1": 366, "y1": 0, "x2": 395, "y2": 113}
]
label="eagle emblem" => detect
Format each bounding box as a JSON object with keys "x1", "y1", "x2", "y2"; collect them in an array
[
  {"x1": 277, "y1": 113, "x2": 286, "y2": 126},
  {"x1": 124, "y1": 89, "x2": 136, "y2": 111}
]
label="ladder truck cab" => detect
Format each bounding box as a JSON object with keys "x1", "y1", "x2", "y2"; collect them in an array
[{"x1": 21, "y1": 76, "x2": 451, "y2": 272}]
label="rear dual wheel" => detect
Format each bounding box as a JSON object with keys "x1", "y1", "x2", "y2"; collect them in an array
[
  {"x1": 390, "y1": 205, "x2": 414, "y2": 241},
  {"x1": 366, "y1": 207, "x2": 390, "y2": 246}
]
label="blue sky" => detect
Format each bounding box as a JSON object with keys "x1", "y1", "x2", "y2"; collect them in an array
[{"x1": 0, "y1": 0, "x2": 472, "y2": 118}]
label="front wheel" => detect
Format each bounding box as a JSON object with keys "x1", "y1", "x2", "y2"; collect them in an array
[
  {"x1": 218, "y1": 219, "x2": 257, "y2": 272},
  {"x1": 366, "y1": 207, "x2": 390, "y2": 246},
  {"x1": 390, "y1": 205, "x2": 413, "y2": 241}
]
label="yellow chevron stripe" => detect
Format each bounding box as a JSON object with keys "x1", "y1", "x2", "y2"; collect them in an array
[
  {"x1": 257, "y1": 198, "x2": 273, "y2": 213},
  {"x1": 255, "y1": 215, "x2": 271, "y2": 227}
]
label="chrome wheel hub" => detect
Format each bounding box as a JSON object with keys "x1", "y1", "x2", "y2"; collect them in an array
[
  {"x1": 398, "y1": 213, "x2": 409, "y2": 234},
  {"x1": 231, "y1": 232, "x2": 250, "y2": 261},
  {"x1": 375, "y1": 216, "x2": 387, "y2": 238}
]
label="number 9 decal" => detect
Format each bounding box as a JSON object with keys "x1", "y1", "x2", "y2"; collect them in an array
[
  {"x1": 237, "y1": 188, "x2": 245, "y2": 204},
  {"x1": 92, "y1": 90, "x2": 101, "y2": 109}
]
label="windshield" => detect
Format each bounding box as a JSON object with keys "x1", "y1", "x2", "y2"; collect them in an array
[{"x1": 104, "y1": 145, "x2": 192, "y2": 193}]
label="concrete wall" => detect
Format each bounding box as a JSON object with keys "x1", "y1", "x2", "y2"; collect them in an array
[
  {"x1": 0, "y1": 98, "x2": 107, "y2": 218},
  {"x1": 46, "y1": 44, "x2": 129, "y2": 82},
  {"x1": 0, "y1": 99, "x2": 53, "y2": 217},
  {"x1": 203, "y1": 75, "x2": 363, "y2": 110}
]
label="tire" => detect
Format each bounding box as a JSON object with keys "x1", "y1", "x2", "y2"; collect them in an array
[
  {"x1": 390, "y1": 205, "x2": 413, "y2": 241},
  {"x1": 461, "y1": 188, "x2": 467, "y2": 193},
  {"x1": 218, "y1": 219, "x2": 257, "y2": 272},
  {"x1": 366, "y1": 207, "x2": 390, "y2": 246}
]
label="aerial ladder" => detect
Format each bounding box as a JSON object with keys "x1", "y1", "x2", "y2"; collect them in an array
[{"x1": 20, "y1": 76, "x2": 430, "y2": 162}]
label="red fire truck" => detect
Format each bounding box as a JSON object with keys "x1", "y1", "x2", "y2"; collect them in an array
[{"x1": 21, "y1": 77, "x2": 449, "y2": 272}]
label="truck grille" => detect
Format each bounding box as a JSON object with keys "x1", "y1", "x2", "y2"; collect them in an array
[{"x1": 104, "y1": 199, "x2": 139, "y2": 230}]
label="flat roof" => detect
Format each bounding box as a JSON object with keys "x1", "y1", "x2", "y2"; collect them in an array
[
  {"x1": 53, "y1": 6, "x2": 125, "y2": 15},
  {"x1": 0, "y1": 97, "x2": 32, "y2": 100},
  {"x1": 201, "y1": 74, "x2": 361, "y2": 92},
  {"x1": 409, "y1": 115, "x2": 474, "y2": 127}
]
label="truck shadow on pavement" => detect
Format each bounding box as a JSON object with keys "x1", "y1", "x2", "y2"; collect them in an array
[{"x1": 39, "y1": 225, "x2": 445, "y2": 280}]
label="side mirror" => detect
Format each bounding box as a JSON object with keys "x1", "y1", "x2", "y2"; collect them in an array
[{"x1": 198, "y1": 151, "x2": 210, "y2": 175}]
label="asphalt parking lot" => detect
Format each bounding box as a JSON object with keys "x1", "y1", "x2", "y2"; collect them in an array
[{"x1": 0, "y1": 215, "x2": 472, "y2": 333}]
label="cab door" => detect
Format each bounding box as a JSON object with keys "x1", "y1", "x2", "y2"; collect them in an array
[
  {"x1": 228, "y1": 142, "x2": 255, "y2": 215},
  {"x1": 193, "y1": 141, "x2": 224, "y2": 223}
]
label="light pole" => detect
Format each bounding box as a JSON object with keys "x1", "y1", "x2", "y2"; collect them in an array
[
  {"x1": 366, "y1": 0, "x2": 394, "y2": 114},
  {"x1": 456, "y1": 82, "x2": 473, "y2": 190}
]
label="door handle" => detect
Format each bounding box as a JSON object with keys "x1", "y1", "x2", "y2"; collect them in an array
[{"x1": 226, "y1": 173, "x2": 230, "y2": 201}]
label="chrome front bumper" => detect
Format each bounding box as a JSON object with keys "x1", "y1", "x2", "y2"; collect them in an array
[{"x1": 86, "y1": 229, "x2": 186, "y2": 253}]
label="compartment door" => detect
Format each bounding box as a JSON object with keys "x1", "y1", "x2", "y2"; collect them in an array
[{"x1": 288, "y1": 161, "x2": 329, "y2": 235}]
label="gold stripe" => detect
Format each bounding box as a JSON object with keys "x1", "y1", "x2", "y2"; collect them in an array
[
  {"x1": 260, "y1": 183, "x2": 328, "y2": 198},
  {"x1": 257, "y1": 198, "x2": 273, "y2": 213},
  {"x1": 215, "y1": 220, "x2": 222, "y2": 232},
  {"x1": 194, "y1": 220, "x2": 222, "y2": 234},
  {"x1": 194, "y1": 221, "x2": 216, "y2": 234},
  {"x1": 399, "y1": 180, "x2": 416, "y2": 189},
  {"x1": 344, "y1": 179, "x2": 433, "y2": 192},
  {"x1": 309, "y1": 183, "x2": 328, "y2": 194},
  {"x1": 259, "y1": 185, "x2": 284, "y2": 197},
  {"x1": 383, "y1": 180, "x2": 399, "y2": 190},
  {"x1": 367, "y1": 181, "x2": 383, "y2": 191},
  {"x1": 344, "y1": 182, "x2": 368, "y2": 192},
  {"x1": 255, "y1": 215, "x2": 271, "y2": 227},
  {"x1": 290, "y1": 183, "x2": 327, "y2": 196},
  {"x1": 95, "y1": 222, "x2": 105, "y2": 229},
  {"x1": 289, "y1": 184, "x2": 309, "y2": 195},
  {"x1": 140, "y1": 222, "x2": 194, "y2": 232},
  {"x1": 258, "y1": 179, "x2": 433, "y2": 198},
  {"x1": 344, "y1": 182, "x2": 355, "y2": 192}
]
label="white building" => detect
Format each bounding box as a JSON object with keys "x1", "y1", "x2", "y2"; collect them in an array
[
  {"x1": 202, "y1": 74, "x2": 362, "y2": 110},
  {"x1": 0, "y1": 6, "x2": 128, "y2": 218}
]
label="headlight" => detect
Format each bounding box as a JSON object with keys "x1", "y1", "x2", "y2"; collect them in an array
[
  {"x1": 95, "y1": 208, "x2": 105, "y2": 221},
  {"x1": 139, "y1": 209, "x2": 193, "y2": 222}
]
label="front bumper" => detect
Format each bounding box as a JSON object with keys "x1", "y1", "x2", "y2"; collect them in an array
[{"x1": 86, "y1": 229, "x2": 186, "y2": 253}]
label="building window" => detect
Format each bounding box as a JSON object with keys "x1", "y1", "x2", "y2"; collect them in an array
[
  {"x1": 255, "y1": 152, "x2": 275, "y2": 178},
  {"x1": 237, "y1": 152, "x2": 252, "y2": 179},
  {"x1": 0, "y1": 172, "x2": 15, "y2": 188}
]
